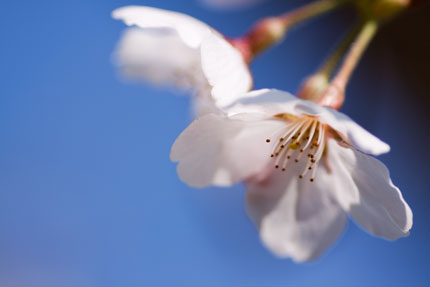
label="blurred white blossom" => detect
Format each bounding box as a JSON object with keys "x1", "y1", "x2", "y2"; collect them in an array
[
  {"x1": 170, "y1": 88, "x2": 412, "y2": 261},
  {"x1": 112, "y1": 6, "x2": 253, "y2": 114}
]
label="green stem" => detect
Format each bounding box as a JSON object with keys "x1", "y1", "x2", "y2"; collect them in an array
[
  {"x1": 297, "y1": 20, "x2": 362, "y2": 102},
  {"x1": 236, "y1": 0, "x2": 350, "y2": 61},
  {"x1": 317, "y1": 18, "x2": 379, "y2": 109},
  {"x1": 280, "y1": 0, "x2": 350, "y2": 28},
  {"x1": 317, "y1": 20, "x2": 364, "y2": 78},
  {"x1": 331, "y1": 19, "x2": 379, "y2": 91}
]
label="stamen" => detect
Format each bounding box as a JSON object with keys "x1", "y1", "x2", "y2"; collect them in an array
[
  {"x1": 267, "y1": 115, "x2": 329, "y2": 182},
  {"x1": 269, "y1": 119, "x2": 304, "y2": 157},
  {"x1": 313, "y1": 126, "x2": 326, "y2": 163},
  {"x1": 294, "y1": 149, "x2": 307, "y2": 163},
  {"x1": 274, "y1": 149, "x2": 286, "y2": 167},
  {"x1": 310, "y1": 166, "x2": 317, "y2": 182},
  {"x1": 264, "y1": 125, "x2": 288, "y2": 147},
  {"x1": 281, "y1": 149, "x2": 294, "y2": 169},
  {"x1": 305, "y1": 124, "x2": 327, "y2": 181},
  {"x1": 296, "y1": 120, "x2": 313, "y2": 142},
  {"x1": 302, "y1": 121, "x2": 318, "y2": 151}
]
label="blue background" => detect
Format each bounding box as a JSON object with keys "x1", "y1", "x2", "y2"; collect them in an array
[{"x1": 0, "y1": 0, "x2": 428, "y2": 286}]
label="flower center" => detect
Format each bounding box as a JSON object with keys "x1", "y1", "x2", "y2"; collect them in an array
[{"x1": 265, "y1": 114, "x2": 328, "y2": 182}]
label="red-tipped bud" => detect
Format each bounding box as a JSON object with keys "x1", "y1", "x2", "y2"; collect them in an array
[
  {"x1": 297, "y1": 74, "x2": 330, "y2": 102},
  {"x1": 229, "y1": 17, "x2": 288, "y2": 63},
  {"x1": 316, "y1": 82, "x2": 345, "y2": 110}
]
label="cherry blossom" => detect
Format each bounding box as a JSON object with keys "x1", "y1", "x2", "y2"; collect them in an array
[
  {"x1": 170, "y1": 88, "x2": 412, "y2": 261},
  {"x1": 112, "y1": 6, "x2": 253, "y2": 114}
]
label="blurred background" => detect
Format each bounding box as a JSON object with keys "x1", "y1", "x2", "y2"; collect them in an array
[{"x1": 0, "y1": 0, "x2": 429, "y2": 286}]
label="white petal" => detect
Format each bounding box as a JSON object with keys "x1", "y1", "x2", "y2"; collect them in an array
[
  {"x1": 227, "y1": 89, "x2": 390, "y2": 155},
  {"x1": 112, "y1": 6, "x2": 212, "y2": 48},
  {"x1": 113, "y1": 27, "x2": 205, "y2": 89},
  {"x1": 191, "y1": 96, "x2": 224, "y2": 117},
  {"x1": 200, "y1": 32, "x2": 253, "y2": 108},
  {"x1": 170, "y1": 113, "x2": 285, "y2": 187},
  {"x1": 327, "y1": 140, "x2": 413, "y2": 240},
  {"x1": 226, "y1": 89, "x2": 301, "y2": 116},
  {"x1": 320, "y1": 140, "x2": 358, "y2": 212},
  {"x1": 246, "y1": 164, "x2": 347, "y2": 262},
  {"x1": 319, "y1": 109, "x2": 390, "y2": 156},
  {"x1": 291, "y1": 102, "x2": 390, "y2": 155}
]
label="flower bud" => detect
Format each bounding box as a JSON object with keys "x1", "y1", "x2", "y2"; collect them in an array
[
  {"x1": 229, "y1": 17, "x2": 288, "y2": 62},
  {"x1": 297, "y1": 74, "x2": 329, "y2": 102},
  {"x1": 316, "y1": 82, "x2": 345, "y2": 110}
]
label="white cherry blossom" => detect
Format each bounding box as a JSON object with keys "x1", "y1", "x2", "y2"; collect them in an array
[
  {"x1": 112, "y1": 6, "x2": 253, "y2": 113},
  {"x1": 170, "y1": 88, "x2": 413, "y2": 261}
]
